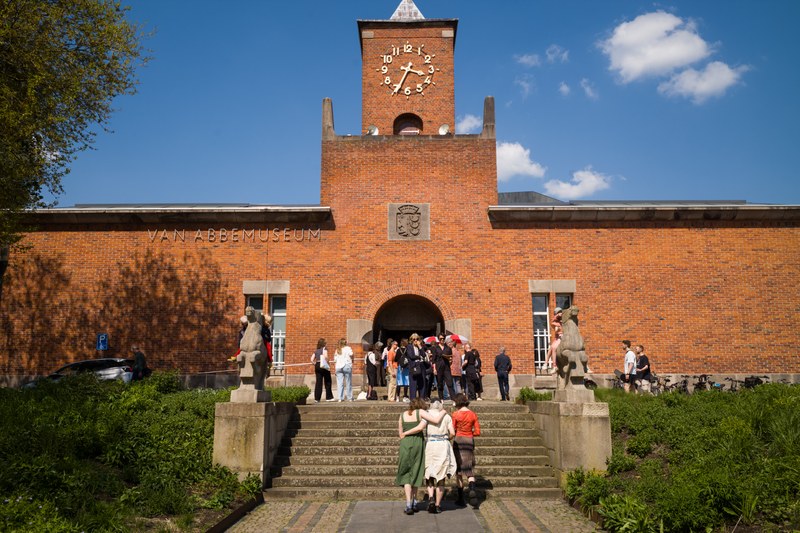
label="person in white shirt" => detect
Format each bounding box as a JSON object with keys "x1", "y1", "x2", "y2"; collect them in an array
[
  {"x1": 333, "y1": 338, "x2": 354, "y2": 401},
  {"x1": 622, "y1": 340, "x2": 636, "y2": 393}
]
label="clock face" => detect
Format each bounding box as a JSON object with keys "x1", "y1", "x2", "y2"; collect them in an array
[{"x1": 377, "y1": 42, "x2": 439, "y2": 98}]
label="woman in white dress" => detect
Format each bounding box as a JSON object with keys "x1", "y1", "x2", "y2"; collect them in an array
[
  {"x1": 423, "y1": 400, "x2": 456, "y2": 513},
  {"x1": 333, "y1": 338, "x2": 354, "y2": 401}
]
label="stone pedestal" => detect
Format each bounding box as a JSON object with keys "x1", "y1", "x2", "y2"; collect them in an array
[
  {"x1": 553, "y1": 388, "x2": 595, "y2": 403},
  {"x1": 230, "y1": 388, "x2": 270, "y2": 403},
  {"x1": 527, "y1": 399, "x2": 612, "y2": 485},
  {"x1": 212, "y1": 401, "x2": 294, "y2": 486}
]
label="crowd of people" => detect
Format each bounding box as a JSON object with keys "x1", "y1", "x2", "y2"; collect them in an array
[
  {"x1": 309, "y1": 332, "x2": 520, "y2": 403},
  {"x1": 396, "y1": 394, "x2": 481, "y2": 514}
]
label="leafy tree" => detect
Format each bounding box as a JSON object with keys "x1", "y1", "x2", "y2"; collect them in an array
[{"x1": 0, "y1": 0, "x2": 148, "y2": 252}]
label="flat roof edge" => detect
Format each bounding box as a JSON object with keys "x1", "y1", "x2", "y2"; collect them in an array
[
  {"x1": 25, "y1": 206, "x2": 333, "y2": 226},
  {"x1": 488, "y1": 205, "x2": 800, "y2": 223}
]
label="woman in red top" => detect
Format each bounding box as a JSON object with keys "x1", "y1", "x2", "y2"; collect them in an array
[{"x1": 451, "y1": 393, "x2": 481, "y2": 508}]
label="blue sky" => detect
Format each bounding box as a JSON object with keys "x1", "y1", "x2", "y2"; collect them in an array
[{"x1": 56, "y1": 0, "x2": 800, "y2": 206}]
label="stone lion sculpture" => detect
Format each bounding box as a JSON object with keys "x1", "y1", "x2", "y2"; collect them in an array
[
  {"x1": 555, "y1": 306, "x2": 589, "y2": 390},
  {"x1": 235, "y1": 306, "x2": 268, "y2": 394}
]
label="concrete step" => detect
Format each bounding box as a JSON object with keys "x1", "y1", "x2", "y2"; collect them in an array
[
  {"x1": 272, "y1": 453, "x2": 551, "y2": 467},
  {"x1": 291, "y1": 412, "x2": 533, "y2": 425},
  {"x1": 270, "y1": 475, "x2": 559, "y2": 489},
  {"x1": 287, "y1": 419, "x2": 537, "y2": 429},
  {"x1": 277, "y1": 445, "x2": 549, "y2": 457},
  {"x1": 263, "y1": 486, "x2": 563, "y2": 501},
  {"x1": 296, "y1": 402, "x2": 529, "y2": 415},
  {"x1": 283, "y1": 427, "x2": 539, "y2": 438},
  {"x1": 272, "y1": 464, "x2": 555, "y2": 478},
  {"x1": 283, "y1": 436, "x2": 544, "y2": 447}
]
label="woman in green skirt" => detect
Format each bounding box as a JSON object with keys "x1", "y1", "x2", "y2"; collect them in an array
[{"x1": 397, "y1": 398, "x2": 445, "y2": 514}]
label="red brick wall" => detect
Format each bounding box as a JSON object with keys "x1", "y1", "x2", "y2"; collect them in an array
[{"x1": 2, "y1": 190, "x2": 798, "y2": 377}]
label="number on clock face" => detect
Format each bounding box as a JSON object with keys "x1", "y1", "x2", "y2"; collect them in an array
[{"x1": 376, "y1": 42, "x2": 438, "y2": 99}]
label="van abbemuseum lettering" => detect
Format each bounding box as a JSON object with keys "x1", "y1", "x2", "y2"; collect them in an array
[{"x1": 147, "y1": 228, "x2": 322, "y2": 243}]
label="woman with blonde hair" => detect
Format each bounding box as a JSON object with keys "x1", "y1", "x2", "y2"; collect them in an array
[
  {"x1": 333, "y1": 338, "x2": 353, "y2": 401},
  {"x1": 422, "y1": 401, "x2": 456, "y2": 513}
]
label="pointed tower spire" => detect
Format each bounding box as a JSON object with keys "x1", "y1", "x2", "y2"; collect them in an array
[{"x1": 390, "y1": 0, "x2": 425, "y2": 21}]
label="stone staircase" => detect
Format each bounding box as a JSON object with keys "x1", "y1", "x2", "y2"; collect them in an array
[{"x1": 265, "y1": 402, "x2": 561, "y2": 501}]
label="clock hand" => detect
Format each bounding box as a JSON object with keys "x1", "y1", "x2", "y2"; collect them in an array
[
  {"x1": 393, "y1": 62, "x2": 413, "y2": 94},
  {"x1": 400, "y1": 62, "x2": 425, "y2": 76}
]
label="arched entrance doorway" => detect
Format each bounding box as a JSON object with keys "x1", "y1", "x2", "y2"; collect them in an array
[{"x1": 372, "y1": 295, "x2": 444, "y2": 344}]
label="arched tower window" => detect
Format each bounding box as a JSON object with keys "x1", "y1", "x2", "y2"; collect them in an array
[{"x1": 393, "y1": 113, "x2": 423, "y2": 135}]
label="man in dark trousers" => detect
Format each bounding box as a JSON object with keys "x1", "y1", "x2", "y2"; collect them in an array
[
  {"x1": 494, "y1": 347, "x2": 512, "y2": 401},
  {"x1": 131, "y1": 344, "x2": 149, "y2": 381},
  {"x1": 431, "y1": 335, "x2": 456, "y2": 402}
]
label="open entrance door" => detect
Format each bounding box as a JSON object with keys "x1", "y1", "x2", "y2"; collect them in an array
[{"x1": 372, "y1": 295, "x2": 444, "y2": 344}]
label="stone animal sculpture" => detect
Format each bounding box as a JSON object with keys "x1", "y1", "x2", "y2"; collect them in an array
[
  {"x1": 555, "y1": 306, "x2": 589, "y2": 389},
  {"x1": 236, "y1": 306, "x2": 268, "y2": 391}
]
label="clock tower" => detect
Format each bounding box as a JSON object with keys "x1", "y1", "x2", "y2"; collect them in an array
[{"x1": 358, "y1": 0, "x2": 456, "y2": 135}]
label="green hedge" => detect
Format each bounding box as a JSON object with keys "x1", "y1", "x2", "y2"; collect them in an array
[
  {"x1": 0, "y1": 372, "x2": 290, "y2": 531},
  {"x1": 566, "y1": 386, "x2": 800, "y2": 532},
  {"x1": 516, "y1": 386, "x2": 552, "y2": 403},
  {"x1": 267, "y1": 385, "x2": 310, "y2": 403}
]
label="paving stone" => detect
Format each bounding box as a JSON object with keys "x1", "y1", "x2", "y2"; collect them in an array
[{"x1": 228, "y1": 498, "x2": 599, "y2": 532}]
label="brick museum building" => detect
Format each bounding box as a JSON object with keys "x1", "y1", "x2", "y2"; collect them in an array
[{"x1": 1, "y1": 0, "x2": 799, "y2": 387}]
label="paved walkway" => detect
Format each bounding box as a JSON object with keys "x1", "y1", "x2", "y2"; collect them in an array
[{"x1": 227, "y1": 498, "x2": 599, "y2": 532}]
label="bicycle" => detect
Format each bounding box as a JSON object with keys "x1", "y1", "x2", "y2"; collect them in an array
[
  {"x1": 724, "y1": 377, "x2": 744, "y2": 392},
  {"x1": 743, "y1": 375, "x2": 770, "y2": 389},
  {"x1": 693, "y1": 374, "x2": 713, "y2": 392},
  {"x1": 607, "y1": 369, "x2": 625, "y2": 390},
  {"x1": 665, "y1": 375, "x2": 690, "y2": 394},
  {"x1": 649, "y1": 374, "x2": 670, "y2": 396}
]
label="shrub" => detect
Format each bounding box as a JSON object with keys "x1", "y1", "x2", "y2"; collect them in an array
[
  {"x1": 598, "y1": 494, "x2": 658, "y2": 533},
  {"x1": 596, "y1": 383, "x2": 800, "y2": 532},
  {"x1": 606, "y1": 447, "x2": 636, "y2": 475},
  {"x1": 0, "y1": 376, "x2": 256, "y2": 531},
  {"x1": 516, "y1": 387, "x2": 552, "y2": 403},
  {"x1": 268, "y1": 385, "x2": 311, "y2": 403}
]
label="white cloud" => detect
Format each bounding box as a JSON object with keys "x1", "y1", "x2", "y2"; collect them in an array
[
  {"x1": 497, "y1": 142, "x2": 546, "y2": 182},
  {"x1": 514, "y1": 74, "x2": 535, "y2": 99},
  {"x1": 544, "y1": 168, "x2": 611, "y2": 199},
  {"x1": 514, "y1": 53, "x2": 541, "y2": 67},
  {"x1": 546, "y1": 44, "x2": 569, "y2": 63},
  {"x1": 600, "y1": 11, "x2": 711, "y2": 83},
  {"x1": 580, "y1": 78, "x2": 598, "y2": 100},
  {"x1": 658, "y1": 61, "x2": 749, "y2": 104},
  {"x1": 559, "y1": 82, "x2": 571, "y2": 96},
  {"x1": 455, "y1": 114, "x2": 482, "y2": 134}
]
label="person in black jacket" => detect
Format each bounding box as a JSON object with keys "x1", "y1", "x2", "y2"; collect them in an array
[
  {"x1": 494, "y1": 347, "x2": 513, "y2": 401},
  {"x1": 406, "y1": 334, "x2": 427, "y2": 400},
  {"x1": 433, "y1": 338, "x2": 456, "y2": 402}
]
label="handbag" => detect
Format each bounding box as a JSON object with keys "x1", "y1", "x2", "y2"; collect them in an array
[
  {"x1": 320, "y1": 357, "x2": 330, "y2": 370},
  {"x1": 409, "y1": 358, "x2": 423, "y2": 376}
]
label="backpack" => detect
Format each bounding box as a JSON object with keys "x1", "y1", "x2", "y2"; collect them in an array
[{"x1": 397, "y1": 347, "x2": 409, "y2": 369}]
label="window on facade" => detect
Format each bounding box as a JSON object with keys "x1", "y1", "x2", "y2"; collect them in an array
[
  {"x1": 532, "y1": 293, "x2": 573, "y2": 369},
  {"x1": 532, "y1": 295, "x2": 549, "y2": 369},
  {"x1": 244, "y1": 294, "x2": 286, "y2": 369},
  {"x1": 270, "y1": 295, "x2": 287, "y2": 369},
  {"x1": 245, "y1": 295, "x2": 264, "y2": 313},
  {"x1": 393, "y1": 113, "x2": 422, "y2": 135}
]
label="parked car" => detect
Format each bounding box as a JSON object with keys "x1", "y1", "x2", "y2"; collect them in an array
[{"x1": 23, "y1": 358, "x2": 135, "y2": 388}]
